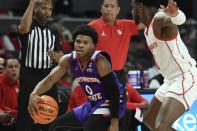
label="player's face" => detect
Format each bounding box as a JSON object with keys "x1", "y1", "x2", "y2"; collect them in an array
[
  {"x1": 132, "y1": 0, "x2": 144, "y2": 24},
  {"x1": 74, "y1": 35, "x2": 95, "y2": 58},
  {"x1": 5, "y1": 59, "x2": 20, "y2": 82},
  {"x1": 34, "y1": 1, "x2": 52, "y2": 25},
  {"x1": 101, "y1": 0, "x2": 120, "y2": 23}
]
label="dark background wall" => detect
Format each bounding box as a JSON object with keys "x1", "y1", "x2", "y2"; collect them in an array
[
  {"x1": 0, "y1": 0, "x2": 195, "y2": 19},
  {"x1": 0, "y1": 0, "x2": 196, "y2": 34}
]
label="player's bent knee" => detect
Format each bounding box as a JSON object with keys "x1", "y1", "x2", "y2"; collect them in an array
[{"x1": 155, "y1": 122, "x2": 172, "y2": 131}]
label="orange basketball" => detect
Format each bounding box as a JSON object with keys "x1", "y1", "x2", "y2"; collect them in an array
[{"x1": 30, "y1": 95, "x2": 59, "y2": 124}]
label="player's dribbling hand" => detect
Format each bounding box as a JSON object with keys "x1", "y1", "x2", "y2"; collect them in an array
[
  {"x1": 160, "y1": 0, "x2": 179, "y2": 17},
  {"x1": 108, "y1": 118, "x2": 119, "y2": 131},
  {"x1": 28, "y1": 93, "x2": 43, "y2": 115}
]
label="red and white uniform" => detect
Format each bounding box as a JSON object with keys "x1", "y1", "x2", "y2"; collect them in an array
[{"x1": 144, "y1": 11, "x2": 197, "y2": 110}]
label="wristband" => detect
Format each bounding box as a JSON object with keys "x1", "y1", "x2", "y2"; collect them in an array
[{"x1": 171, "y1": 10, "x2": 186, "y2": 25}]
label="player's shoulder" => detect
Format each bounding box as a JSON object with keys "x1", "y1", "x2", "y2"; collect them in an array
[
  {"x1": 61, "y1": 53, "x2": 71, "y2": 61},
  {"x1": 59, "y1": 53, "x2": 71, "y2": 66},
  {"x1": 95, "y1": 52, "x2": 111, "y2": 67},
  {"x1": 154, "y1": 11, "x2": 168, "y2": 22}
]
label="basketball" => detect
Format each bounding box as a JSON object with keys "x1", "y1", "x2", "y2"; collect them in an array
[{"x1": 30, "y1": 95, "x2": 59, "y2": 124}]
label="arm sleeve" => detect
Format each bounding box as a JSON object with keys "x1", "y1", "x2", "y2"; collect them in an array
[{"x1": 100, "y1": 72, "x2": 120, "y2": 118}]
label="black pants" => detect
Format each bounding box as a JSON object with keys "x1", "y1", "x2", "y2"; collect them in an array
[
  {"x1": 0, "y1": 124, "x2": 15, "y2": 131},
  {"x1": 16, "y1": 67, "x2": 58, "y2": 131},
  {"x1": 49, "y1": 111, "x2": 111, "y2": 131}
]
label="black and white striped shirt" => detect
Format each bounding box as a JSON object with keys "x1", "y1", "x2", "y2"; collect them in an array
[{"x1": 19, "y1": 20, "x2": 61, "y2": 69}]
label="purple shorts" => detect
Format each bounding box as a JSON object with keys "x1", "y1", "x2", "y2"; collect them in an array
[{"x1": 73, "y1": 100, "x2": 126, "y2": 125}]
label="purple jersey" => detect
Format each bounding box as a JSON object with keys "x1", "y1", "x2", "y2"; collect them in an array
[
  {"x1": 70, "y1": 50, "x2": 125, "y2": 125},
  {"x1": 70, "y1": 50, "x2": 124, "y2": 103}
]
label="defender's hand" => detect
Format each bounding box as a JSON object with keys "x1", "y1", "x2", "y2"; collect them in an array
[
  {"x1": 160, "y1": 0, "x2": 179, "y2": 17},
  {"x1": 48, "y1": 51, "x2": 63, "y2": 62}
]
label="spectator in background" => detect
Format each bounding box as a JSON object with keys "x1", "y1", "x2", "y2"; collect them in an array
[
  {"x1": 126, "y1": 84, "x2": 149, "y2": 110},
  {"x1": 88, "y1": 0, "x2": 144, "y2": 86},
  {"x1": 52, "y1": 15, "x2": 73, "y2": 54},
  {"x1": 180, "y1": 28, "x2": 196, "y2": 59},
  {"x1": 147, "y1": 59, "x2": 163, "y2": 89},
  {"x1": 0, "y1": 24, "x2": 20, "y2": 58},
  {"x1": 0, "y1": 57, "x2": 5, "y2": 74},
  {"x1": 125, "y1": 83, "x2": 150, "y2": 131},
  {"x1": 67, "y1": 84, "x2": 88, "y2": 112},
  {"x1": 0, "y1": 37, "x2": 6, "y2": 57},
  {"x1": 16, "y1": 0, "x2": 63, "y2": 131},
  {"x1": 123, "y1": 63, "x2": 150, "y2": 131},
  {"x1": 0, "y1": 58, "x2": 20, "y2": 131}
]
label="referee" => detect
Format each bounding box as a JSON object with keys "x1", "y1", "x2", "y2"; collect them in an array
[{"x1": 16, "y1": 0, "x2": 63, "y2": 131}]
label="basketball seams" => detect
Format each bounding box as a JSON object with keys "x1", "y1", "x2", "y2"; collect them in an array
[
  {"x1": 39, "y1": 112, "x2": 58, "y2": 117},
  {"x1": 36, "y1": 102, "x2": 59, "y2": 111},
  {"x1": 29, "y1": 95, "x2": 59, "y2": 124}
]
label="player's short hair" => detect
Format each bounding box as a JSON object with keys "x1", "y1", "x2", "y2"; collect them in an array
[
  {"x1": 72, "y1": 25, "x2": 98, "y2": 45},
  {"x1": 134, "y1": 0, "x2": 160, "y2": 8}
]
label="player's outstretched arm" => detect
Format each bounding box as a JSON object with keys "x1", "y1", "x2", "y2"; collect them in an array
[
  {"x1": 96, "y1": 54, "x2": 120, "y2": 131},
  {"x1": 155, "y1": 0, "x2": 186, "y2": 28},
  {"x1": 28, "y1": 54, "x2": 71, "y2": 114}
]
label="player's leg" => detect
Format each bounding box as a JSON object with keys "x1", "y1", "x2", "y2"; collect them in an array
[
  {"x1": 154, "y1": 71, "x2": 197, "y2": 130},
  {"x1": 154, "y1": 97, "x2": 185, "y2": 131},
  {"x1": 49, "y1": 102, "x2": 92, "y2": 131},
  {"x1": 84, "y1": 114, "x2": 111, "y2": 131},
  {"x1": 48, "y1": 111, "x2": 83, "y2": 131},
  {"x1": 143, "y1": 97, "x2": 162, "y2": 130},
  {"x1": 143, "y1": 81, "x2": 169, "y2": 130}
]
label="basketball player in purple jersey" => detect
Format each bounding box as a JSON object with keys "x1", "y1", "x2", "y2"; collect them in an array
[{"x1": 28, "y1": 25, "x2": 125, "y2": 131}]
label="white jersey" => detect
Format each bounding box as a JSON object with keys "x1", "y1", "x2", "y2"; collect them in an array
[{"x1": 144, "y1": 12, "x2": 197, "y2": 80}]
